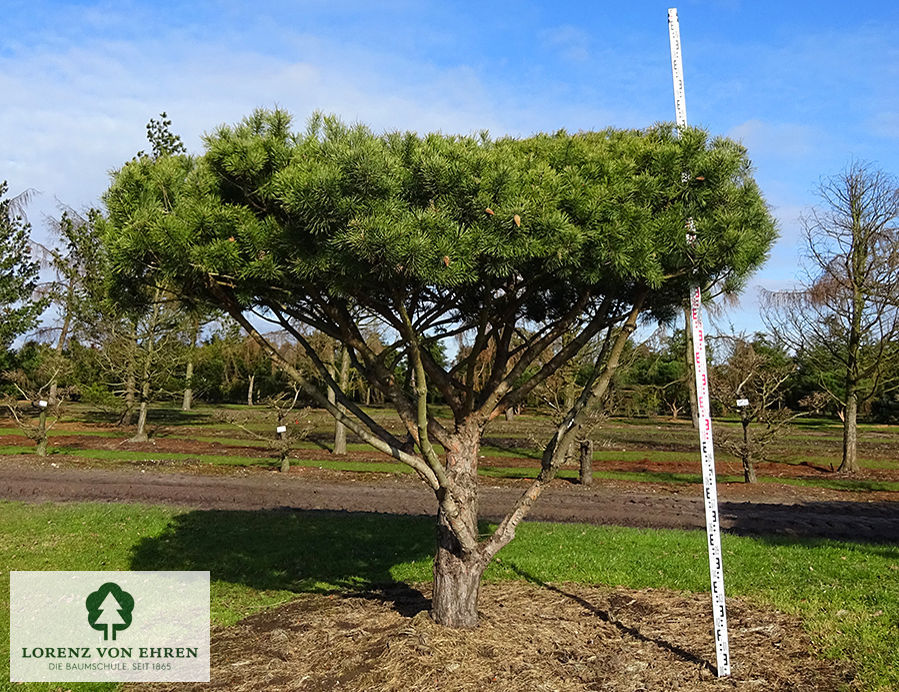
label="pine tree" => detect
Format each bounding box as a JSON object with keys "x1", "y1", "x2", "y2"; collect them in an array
[
  {"x1": 101, "y1": 109, "x2": 776, "y2": 627},
  {"x1": 0, "y1": 181, "x2": 46, "y2": 362}
]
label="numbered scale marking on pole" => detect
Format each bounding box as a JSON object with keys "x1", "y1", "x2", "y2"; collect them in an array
[{"x1": 668, "y1": 8, "x2": 731, "y2": 677}]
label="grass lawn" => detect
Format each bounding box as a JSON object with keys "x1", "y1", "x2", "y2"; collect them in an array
[{"x1": 0, "y1": 501, "x2": 896, "y2": 691}]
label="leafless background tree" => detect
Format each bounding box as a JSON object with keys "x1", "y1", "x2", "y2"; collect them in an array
[
  {"x1": 710, "y1": 335, "x2": 800, "y2": 482},
  {"x1": 764, "y1": 163, "x2": 899, "y2": 473}
]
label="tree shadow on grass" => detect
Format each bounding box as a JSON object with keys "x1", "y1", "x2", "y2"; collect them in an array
[
  {"x1": 721, "y1": 499, "x2": 899, "y2": 544},
  {"x1": 302, "y1": 432, "x2": 334, "y2": 452},
  {"x1": 129, "y1": 508, "x2": 437, "y2": 597}
]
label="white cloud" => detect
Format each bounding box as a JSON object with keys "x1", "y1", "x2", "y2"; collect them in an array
[{"x1": 2, "y1": 22, "x2": 635, "y2": 238}]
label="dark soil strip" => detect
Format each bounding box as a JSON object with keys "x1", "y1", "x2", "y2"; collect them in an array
[{"x1": 1, "y1": 457, "x2": 896, "y2": 542}]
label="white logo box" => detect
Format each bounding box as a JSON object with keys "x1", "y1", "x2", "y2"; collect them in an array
[{"x1": 10, "y1": 571, "x2": 210, "y2": 682}]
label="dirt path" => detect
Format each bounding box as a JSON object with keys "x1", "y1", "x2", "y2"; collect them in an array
[{"x1": 2, "y1": 456, "x2": 896, "y2": 542}]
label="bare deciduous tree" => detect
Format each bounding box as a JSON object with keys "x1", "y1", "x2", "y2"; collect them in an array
[
  {"x1": 711, "y1": 336, "x2": 800, "y2": 483},
  {"x1": 2, "y1": 367, "x2": 68, "y2": 456},
  {"x1": 764, "y1": 163, "x2": 899, "y2": 473},
  {"x1": 217, "y1": 386, "x2": 312, "y2": 472}
]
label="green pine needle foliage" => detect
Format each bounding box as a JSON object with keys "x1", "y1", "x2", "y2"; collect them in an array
[
  {"x1": 0, "y1": 181, "x2": 46, "y2": 351},
  {"x1": 102, "y1": 109, "x2": 776, "y2": 324}
]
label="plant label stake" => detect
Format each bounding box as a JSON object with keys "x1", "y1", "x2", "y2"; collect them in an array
[{"x1": 668, "y1": 7, "x2": 731, "y2": 677}]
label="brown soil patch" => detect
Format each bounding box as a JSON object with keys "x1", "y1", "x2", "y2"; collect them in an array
[
  {"x1": 484, "y1": 452, "x2": 899, "y2": 483},
  {"x1": 130, "y1": 582, "x2": 852, "y2": 691},
  {"x1": 2, "y1": 457, "x2": 898, "y2": 542},
  {"x1": 6, "y1": 426, "x2": 899, "y2": 485}
]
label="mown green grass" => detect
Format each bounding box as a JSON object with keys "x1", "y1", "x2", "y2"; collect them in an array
[
  {"x1": 0, "y1": 427, "x2": 122, "y2": 438},
  {"x1": 0, "y1": 501, "x2": 896, "y2": 690}
]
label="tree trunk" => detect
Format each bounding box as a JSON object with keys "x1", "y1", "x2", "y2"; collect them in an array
[
  {"x1": 120, "y1": 319, "x2": 140, "y2": 427},
  {"x1": 742, "y1": 454, "x2": 757, "y2": 483},
  {"x1": 49, "y1": 307, "x2": 71, "y2": 404},
  {"x1": 333, "y1": 346, "x2": 350, "y2": 455},
  {"x1": 132, "y1": 402, "x2": 149, "y2": 442},
  {"x1": 182, "y1": 316, "x2": 200, "y2": 411},
  {"x1": 36, "y1": 408, "x2": 49, "y2": 457},
  {"x1": 247, "y1": 374, "x2": 255, "y2": 406},
  {"x1": 839, "y1": 390, "x2": 859, "y2": 473},
  {"x1": 129, "y1": 295, "x2": 160, "y2": 443},
  {"x1": 741, "y1": 417, "x2": 756, "y2": 483},
  {"x1": 669, "y1": 401, "x2": 680, "y2": 420},
  {"x1": 839, "y1": 251, "x2": 864, "y2": 473},
  {"x1": 578, "y1": 438, "x2": 593, "y2": 485},
  {"x1": 130, "y1": 378, "x2": 151, "y2": 442},
  {"x1": 278, "y1": 433, "x2": 290, "y2": 473},
  {"x1": 121, "y1": 373, "x2": 136, "y2": 426},
  {"x1": 181, "y1": 358, "x2": 194, "y2": 411},
  {"x1": 431, "y1": 425, "x2": 486, "y2": 628},
  {"x1": 684, "y1": 305, "x2": 699, "y2": 429},
  {"x1": 504, "y1": 406, "x2": 515, "y2": 422}
]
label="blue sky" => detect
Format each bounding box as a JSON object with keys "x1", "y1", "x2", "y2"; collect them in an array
[{"x1": 3, "y1": 0, "x2": 898, "y2": 334}]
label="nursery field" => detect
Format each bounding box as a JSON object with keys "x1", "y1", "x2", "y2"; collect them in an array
[
  {"x1": 1, "y1": 404, "x2": 897, "y2": 690},
  {"x1": 2, "y1": 403, "x2": 899, "y2": 492}
]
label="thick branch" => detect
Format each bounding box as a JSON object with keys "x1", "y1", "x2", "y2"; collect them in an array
[{"x1": 481, "y1": 288, "x2": 646, "y2": 562}]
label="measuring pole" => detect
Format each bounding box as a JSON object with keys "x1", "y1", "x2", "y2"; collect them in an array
[{"x1": 667, "y1": 8, "x2": 731, "y2": 677}]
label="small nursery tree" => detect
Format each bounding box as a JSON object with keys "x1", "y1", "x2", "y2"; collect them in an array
[
  {"x1": 218, "y1": 385, "x2": 311, "y2": 472},
  {"x1": 711, "y1": 335, "x2": 799, "y2": 483},
  {"x1": 2, "y1": 366, "x2": 68, "y2": 456},
  {"x1": 101, "y1": 110, "x2": 776, "y2": 627}
]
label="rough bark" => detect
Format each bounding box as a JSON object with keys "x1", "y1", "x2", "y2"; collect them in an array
[
  {"x1": 430, "y1": 424, "x2": 485, "y2": 628},
  {"x1": 277, "y1": 432, "x2": 290, "y2": 473},
  {"x1": 578, "y1": 438, "x2": 593, "y2": 486},
  {"x1": 839, "y1": 390, "x2": 859, "y2": 473},
  {"x1": 741, "y1": 417, "x2": 756, "y2": 483}
]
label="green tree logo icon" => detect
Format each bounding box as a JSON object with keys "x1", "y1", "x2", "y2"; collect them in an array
[{"x1": 86, "y1": 582, "x2": 134, "y2": 641}]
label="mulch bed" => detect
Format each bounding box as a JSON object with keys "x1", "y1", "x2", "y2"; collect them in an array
[{"x1": 130, "y1": 582, "x2": 853, "y2": 691}]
